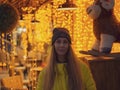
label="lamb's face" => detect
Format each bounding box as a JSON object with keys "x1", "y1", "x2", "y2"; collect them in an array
[
  {"x1": 86, "y1": 0, "x2": 114, "y2": 20},
  {"x1": 86, "y1": 4, "x2": 101, "y2": 20}
]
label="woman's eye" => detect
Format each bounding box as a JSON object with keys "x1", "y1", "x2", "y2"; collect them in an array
[
  {"x1": 63, "y1": 40, "x2": 68, "y2": 44},
  {"x1": 56, "y1": 40, "x2": 61, "y2": 44},
  {"x1": 55, "y1": 38, "x2": 69, "y2": 44}
]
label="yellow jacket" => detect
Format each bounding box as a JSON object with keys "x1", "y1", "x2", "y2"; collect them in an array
[{"x1": 36, "y1": 61, "x2": 96, "y2": 90}]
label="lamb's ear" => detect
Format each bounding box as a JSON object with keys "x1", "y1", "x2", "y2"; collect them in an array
[
  {"x1": 100, "y1": 0, "x2": 115, "y2": 10},
  {"x1": 86, "y1": 5, "x2": 101, "y2": 20}
]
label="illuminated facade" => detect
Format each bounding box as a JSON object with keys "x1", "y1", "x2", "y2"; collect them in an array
[{"x1": 18, "y1": 0, "x2": 120, "y2": 57}]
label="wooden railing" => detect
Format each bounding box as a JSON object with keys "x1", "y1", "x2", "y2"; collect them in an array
[{"x1": 81, "y1": 56, "x2": 120, "y2": 90}]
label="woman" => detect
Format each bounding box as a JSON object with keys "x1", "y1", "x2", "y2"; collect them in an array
[{"x1": 36, "y1": 27, "x2": 96, "y2": 90}]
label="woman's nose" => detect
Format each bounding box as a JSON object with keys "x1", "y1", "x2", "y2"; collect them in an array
[{"x1": 59, "y1": 42, "x2": 64, "y2": 46}]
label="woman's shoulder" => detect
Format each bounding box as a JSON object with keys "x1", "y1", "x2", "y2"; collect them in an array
[
  {"x1": 41, "y1": 67, "x2": 46, "y2": 72},
  {"x1": 77, "y1": 60, "x2": 97, "y2": 90},
  {"x1": 77, "y1": 59, "x2": 91, "y2": 75},
  {"x1": 38, "y1": 67, "x2": 47, "y2": 77},
  {"x1": 77, "y1": 59, "x2": 89, "y2": 69}
]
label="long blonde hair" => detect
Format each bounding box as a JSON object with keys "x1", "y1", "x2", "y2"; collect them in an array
[{"x1": 43, "y1": 45, "x2": 83, "y2": 90}]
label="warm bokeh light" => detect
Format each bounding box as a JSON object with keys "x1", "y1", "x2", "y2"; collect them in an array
[{"x1": 18, "y1": 0, "x2": 120, "y2": 57}]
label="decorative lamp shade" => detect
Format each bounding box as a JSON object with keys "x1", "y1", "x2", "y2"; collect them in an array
[
  {"x1": 0, "y1": 3, "x2": 19, "y2": 33},
  {"x1": 58, "y1": 0, "x2": 77, "y2": 10}
]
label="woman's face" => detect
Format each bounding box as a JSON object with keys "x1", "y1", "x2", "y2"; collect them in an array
[{"x1": 54, "y1": 37, "x2": 69, "y2": 56}]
